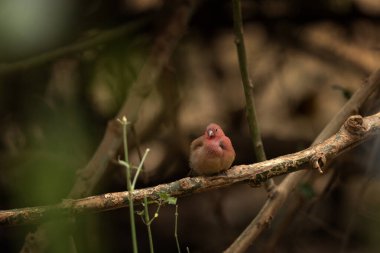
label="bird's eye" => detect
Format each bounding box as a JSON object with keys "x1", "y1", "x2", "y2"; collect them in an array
[{"x1": 215, "y1": 128, "x2": 217, "y2": 132}]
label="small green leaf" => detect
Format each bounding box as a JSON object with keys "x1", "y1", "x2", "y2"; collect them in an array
[
  {"x1": 158, "y1": 192, "x2": 170, "y2": 201},
  {"x1": 167, "y1": 196, "x2": 177, "y2": 205},
  {"x1": 158, "y1": 192, "x2": 177, "y2": 205}
]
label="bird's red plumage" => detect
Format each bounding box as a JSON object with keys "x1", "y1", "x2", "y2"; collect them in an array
[{"x1": 189, "y1": 123, "x2": 235, "y2": 175}]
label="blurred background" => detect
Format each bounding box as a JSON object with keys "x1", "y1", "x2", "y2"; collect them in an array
[{"x1": 1, "y1": 0, "x2": 380, "y2": 252}]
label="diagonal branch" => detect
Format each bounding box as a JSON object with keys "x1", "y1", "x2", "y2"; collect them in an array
[
  {"x1": 223, "y1": 68, "x2": 380, "y2": 253},
  {"x1": 1, "y1": 111, "x2": 380, "y2": 226},
  {"x1": 19, "y1": 1, "x2": 198, "y2": 252},
  {"x1": 68, "y1": 1, "x2": 196, "y2": 199}
]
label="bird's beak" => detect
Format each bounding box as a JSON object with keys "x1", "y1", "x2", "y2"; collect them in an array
[{"x1": 208, "y1": 129, "x2": 214, "y2": 137}]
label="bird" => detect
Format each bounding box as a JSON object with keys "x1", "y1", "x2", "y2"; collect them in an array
[{"x1": 189, "y1": 123, "x2": 235, "y2": 176}]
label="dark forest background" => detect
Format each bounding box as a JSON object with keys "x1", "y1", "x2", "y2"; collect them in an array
[{"x1": 1, "y1": 0, "x2": 380, "y2": 252}]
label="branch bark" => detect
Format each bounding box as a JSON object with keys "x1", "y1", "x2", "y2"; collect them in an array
[
  {"x1": 223, "y1": 68, "x2": 380, "y2": 253},
  {"x1": 1, "y1": 111, "x2": 380, "y2": 226}
]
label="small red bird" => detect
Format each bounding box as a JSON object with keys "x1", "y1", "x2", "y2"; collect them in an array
[{"x1": 189, "y1": 123, "x2": 236, "y2": 175}]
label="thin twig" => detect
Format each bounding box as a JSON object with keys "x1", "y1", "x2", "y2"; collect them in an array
[
  {"x1": 223, "y1": 69, "x2": 380, "y2": 253},
  {"x1": 132, "y1": 149, "x2": 150, "y2": 189},
  {"x1": 131, "y1": 124, "x2": 148, "y2": 183},
  {"x1": 175, "y1": 205, "x2": 181, "y2": 253},
  {"x1": 120, "y1": 117, "x2": 138, "y2": 253},
  {"x1": 231, "y1": 0, "x2": 275, "y2": 191},
  {"x1": 1, "y1": 111, "x2": 380, "y2": 226},
  {"x1": 144, "y1": 197, "x2": 155, "y2": 253}
]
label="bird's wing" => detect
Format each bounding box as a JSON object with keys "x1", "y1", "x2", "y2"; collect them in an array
[{"x1": 190, "y1": 136, "x2": 204, "y2": 150}]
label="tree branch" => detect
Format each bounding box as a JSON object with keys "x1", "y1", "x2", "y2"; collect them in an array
[
  {"x1": 0, "y1": 21, "x2": 146, "y2": 76},
  {"x1": 223, "y1": 68, "x2": 380, "y2": 253},
  {"x1": 1, "y1": 111, "x2": 380, "y2": 226},
  {"x1": 19, "y1": 1, "x2": 197, "y2": 252},
  {"x1": 232, "y1": 0, "x2": 275, "y2": 191}
]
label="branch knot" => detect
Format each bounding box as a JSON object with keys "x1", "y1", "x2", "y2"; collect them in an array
[
  {"x1": 310, "y1": 152, "x2": 327, "y2": 174},
  {"x1": 344, "y1": 115, "x2": 367, "y2": 136}
]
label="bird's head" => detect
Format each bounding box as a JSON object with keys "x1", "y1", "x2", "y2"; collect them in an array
[{"x1": 205, "y1": 123, "x2": 225, "y2": 139}]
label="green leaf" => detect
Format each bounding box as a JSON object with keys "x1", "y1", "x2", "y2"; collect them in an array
[
  {"x1": 158, "y1": 192, "x2": 177, "y2": 205},
  {"x1": 167, "y1": 196, "x2": 177, "y2": 205}
]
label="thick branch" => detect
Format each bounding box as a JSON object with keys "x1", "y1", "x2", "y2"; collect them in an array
[
  {"x1": 224, "y1": 68, "x2": 380, "y2": 253},
  {"x1": 1, "y1": 112, "x2": 380, "y2": 226}
]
